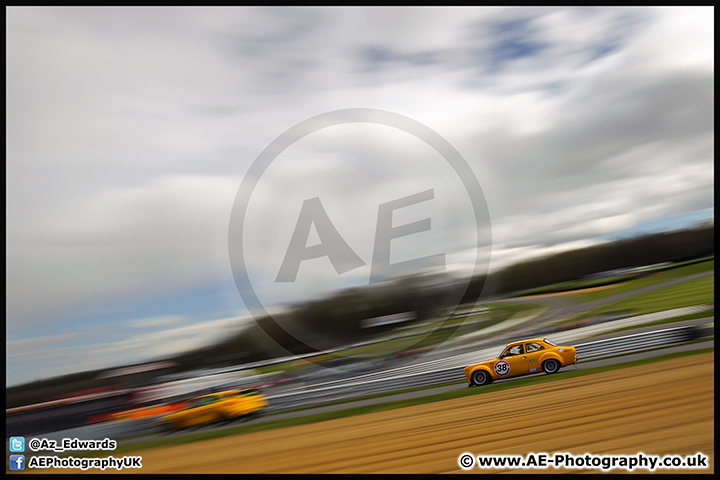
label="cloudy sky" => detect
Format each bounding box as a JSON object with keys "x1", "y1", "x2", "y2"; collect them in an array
[{"x1": 6, "y1": 7, "x2": 713, "y2": 386}]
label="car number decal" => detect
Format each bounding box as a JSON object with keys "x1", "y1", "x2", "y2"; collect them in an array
[{"x1": 494, "y1": 360, "x2": 510, "y2": 376}]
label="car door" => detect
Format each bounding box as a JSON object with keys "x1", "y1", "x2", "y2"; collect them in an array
[
  {"x1": 175, "y1": 399, "x2": 204, "y2": 428},
  {"x1": 523, "y1": 342, "x2": 545, "y2": 373},
  {"x1": 232, "y1": 392, "x2": 258, "y2": 416},
  {"x1": 188, "y1": 396, "x2": 220, "y2": 426},
  {"x1": 497, "y1": 344, "x2": 529, "y2": 378}
]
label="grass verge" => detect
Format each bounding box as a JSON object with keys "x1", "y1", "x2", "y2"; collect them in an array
[{"x1": 573, "y1": 259, "x2": 714, "y2": 303}]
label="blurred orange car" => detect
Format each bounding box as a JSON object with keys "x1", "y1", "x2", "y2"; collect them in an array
[
  {"x1": 157, "y1": 388, "x2": 268, "y2": 430},
  {"x1": 89, "y1": 402, "x2": 188, "y2": 424},
  {"x1": 463, "y1": 338, "x2": 577, "y2": 387}
]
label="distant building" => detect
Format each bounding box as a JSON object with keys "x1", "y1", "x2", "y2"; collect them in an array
[{"x1": 361, "y1": 312, "x2": 415, "y2": 329}]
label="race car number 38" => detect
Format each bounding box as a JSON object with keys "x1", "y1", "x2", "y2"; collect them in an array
[{"x1": 494, "y1": 360, "x2": 510, "y2": 376}]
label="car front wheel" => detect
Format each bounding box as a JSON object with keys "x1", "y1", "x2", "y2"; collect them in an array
[
  {"x1": 472, "y1": 370, "x2": 491, "y2": 386},
  {"x1": 542, "y1": 359, "x2": 560, "y2": 374}
]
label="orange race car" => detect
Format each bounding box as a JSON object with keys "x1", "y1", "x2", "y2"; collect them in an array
[
  {"x1": 156, "y1": 388, "x2": 268, "y2": 430},
  {"x1": 464, "y1": 338, "x2": 577, "y2": 387}
]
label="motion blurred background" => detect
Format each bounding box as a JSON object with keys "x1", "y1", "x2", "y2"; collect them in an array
[{"x1": 6, "y1": 7, "x2": 713, "y2": 443}]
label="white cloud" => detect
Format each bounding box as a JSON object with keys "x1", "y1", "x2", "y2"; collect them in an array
[
  {"x1": 128, "y1": 315, "x2": 187, "y2": 329},
  {"x1": 6, "y1": 7, "x2": 714, "y2": 384},
  {"x1": 7, "y1": 174, "x2": 240, "y2": 330},
  {"x1": 6, "y1": 314, "x2": 253, "y2": 385}
]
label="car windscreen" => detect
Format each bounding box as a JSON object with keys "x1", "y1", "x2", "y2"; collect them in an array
[
  {"x1": 191, "y1": 396, "x2": 219, "y2": 408},
  {"x1": 544, "y1": 338, "x2": 557, "y2": 347}
]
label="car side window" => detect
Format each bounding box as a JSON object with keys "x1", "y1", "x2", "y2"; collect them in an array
[
  {"x1": 525, "y1": 343, "x2": 544, "y2": 353},
  {"x1": 504, "y1": 345, "x2": 524, "y2": 357},
  {"x1": 196, "y1": 396, "x2": 219, "y2": 407}
]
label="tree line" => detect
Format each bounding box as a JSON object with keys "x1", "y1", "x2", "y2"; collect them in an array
[{"x1": 172, "y1": 223, "x2": 714, "y2": 370}]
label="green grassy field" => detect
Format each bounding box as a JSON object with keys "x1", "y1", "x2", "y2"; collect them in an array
[
  {"x1": 508, "y1": 256, "x2": 714, "y2": 302},
  {"x1": 570, "y1": 274, "x2": 713, "y2": 325},
  {"x1": 509, "y1": 275, "x2": 639, "y2": 298},
  {"x1": 573, "y1": 258, "x2": 714, "y2": 303}
]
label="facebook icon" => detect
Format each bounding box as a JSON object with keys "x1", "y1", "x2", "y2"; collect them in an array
[{"x1": 10, "y1": 454, "x2": 25, "y2": 470}]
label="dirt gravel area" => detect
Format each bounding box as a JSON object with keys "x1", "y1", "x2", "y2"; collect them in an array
[
  {"x1": 61, "y1": 353, "x2": 717, "y2": 474},
  {"x1": 526, "y1": 283, "x2": 618, "y2": 298}
]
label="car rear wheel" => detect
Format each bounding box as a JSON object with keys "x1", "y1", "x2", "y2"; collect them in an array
[
  {"x1": 472, "y1": 370, "x2": 491, "y2": 386},
  {"x1": 542, "y1": 359, "x2": 560, "y2": 374}
]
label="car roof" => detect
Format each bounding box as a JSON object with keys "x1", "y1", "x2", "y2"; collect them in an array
[
  {"x1": 194, "y1": 389, "x2": 241, "y2": 400},
  {"x1": 507, "y1": 338, "x2": 548, "y2": 346},
  {"x1": 194, "y1": 388, "x2": 260, "y2": 400}
]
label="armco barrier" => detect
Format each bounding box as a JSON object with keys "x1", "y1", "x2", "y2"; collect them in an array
[
  {"x1": 573, "y1": 325, "x2": 698, "y2": 361},
  {"x1": 266, "y1": 323, "x2": 710, "y2": 411}
]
